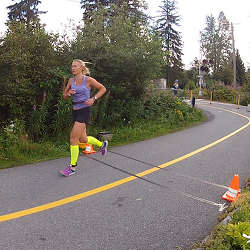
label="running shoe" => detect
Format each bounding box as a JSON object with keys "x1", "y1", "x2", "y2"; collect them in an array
[
  {"x1": 60, "y1": 165, "x2": 76, "y2": 176},
  {"x1": 100, "y1": 141, "x2": 108, "y2": 156}
]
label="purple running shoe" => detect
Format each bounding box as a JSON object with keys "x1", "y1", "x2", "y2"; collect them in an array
[
  {"x1": 100, "y1": 141, "x2": 108, "y2": 156},
  {"x1": 60, "y1": 165, "x2": 76, "y2": 176}
]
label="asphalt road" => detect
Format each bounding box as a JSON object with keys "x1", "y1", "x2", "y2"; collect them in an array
[{"x1": 0, "y1": 100, "x2": 249, "y2": 250}]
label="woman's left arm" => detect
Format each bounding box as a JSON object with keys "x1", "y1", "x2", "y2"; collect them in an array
[{"x1": 85, "y1": 77, "x2": 106, "y2": 106}]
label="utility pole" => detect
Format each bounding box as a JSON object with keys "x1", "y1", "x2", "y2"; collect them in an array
[
  {"x1": 231, "y1": 22, "x2": 237, "y2": 88},
  {"x1": 198, "y1": 44, "x2": 203, "y2": 96}
]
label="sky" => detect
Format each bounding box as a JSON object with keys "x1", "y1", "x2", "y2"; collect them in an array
[{"x1": 0, "y1": 0, "x2": 250, "y2": 69}]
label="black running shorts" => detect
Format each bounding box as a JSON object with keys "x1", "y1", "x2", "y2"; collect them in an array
[{"x1": 72, "y1": 107, "x2": 90, "y2": 124}]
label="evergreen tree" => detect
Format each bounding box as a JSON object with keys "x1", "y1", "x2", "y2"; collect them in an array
[
  {"x1": 246, "y1": 68, "x2": 250, "y2": 84},
  {"x1": 7, "y1": 0, "x2": 46, "y2": 29},
  {"x1": 155, "y1": 0, "x2": 183, "y2": 86},
  {"x1": 200, "y1": 12, "x2": 232, "y2": 78},
  {"x1": 216, "y1": 60, "x2": 233, "y2": 85},
  {"x1": 244, "y1": 68, "x2": 250, "y2": 92},
  {"x1": 236, "y1": 49, "x2": 246, "y2": 85},
  {"x1": 80, "y1": 0, "x2": 147, "y2": 23}
]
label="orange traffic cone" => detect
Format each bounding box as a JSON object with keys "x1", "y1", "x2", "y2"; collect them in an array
[
  {"x1": 83, "y1": 144, "x2": 96, "y2": 154},
  {"x1": 78, "y1": 142, "x2": 87, "y2": 149},
  {"x1": 222, "y1": 174, "x2": 239, "y2": 202}
]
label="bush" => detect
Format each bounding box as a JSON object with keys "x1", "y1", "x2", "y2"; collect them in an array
[
  {"x1": 225, "y1": 222, "x2": 250, "y2": 250},
  {"x1": 185, "y1": 80, "x2": 196, "y2": 90},
  {"x1": 242, "y1": 82, "x2": 250, "y2": 92},
  {"x1": 240, "y1": 95, "x2": 250, "y2": 106},
  {"x1": 0, "y1": 118, "x2": 69, "y2": 167},
  {"x1": 213, "y1": 86, "x2": 236, "y2": 102},
  {"x1": 54, "y1": 97, "x2": 72, "y2": 135},
  {"x1": 27, "y1": 104, "x2": 49, "y2": 141},
  {"x1": 0, "y1": 119, "x2": 26, "y2": 160}
]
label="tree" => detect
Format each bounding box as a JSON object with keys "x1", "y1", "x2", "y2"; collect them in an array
[
  {"x1": 72, "y1": 4, "x2": 164, "y2": 125},
  {"x1": 80, "y1": 0, "x2": 147, "y2": 24},
  {"x1": 215, "y1": 61, "x2": 233, "y2": 85},
  {"x1": 0, "y1": 21, "x2": 57, "y2": 121},
  {"x1": 236, "y1": 49, "x2": 246, "y2": 85},
  {"x1": 7, "y1": 0, "x2": 46, "y2": 29},
  {"x1": 155, "y1": 0, "x2": 183, "y2": 86},
  {"x1": 200, "y1": 12, "x2": 232, "y2": 79},
  {"x1": 182, "y1": 57, "x2": 200, "y2": 88},
  {"x1": 243, "y1": 68, "x2": 250, "y2": 92},
  {"x1": 246, "y1": 68, "x2": 250, "y2": 84}
]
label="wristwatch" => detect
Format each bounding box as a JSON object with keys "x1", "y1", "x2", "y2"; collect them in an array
[{"x1": 94, "y1": 95, "x2": 98, "y2": 101}]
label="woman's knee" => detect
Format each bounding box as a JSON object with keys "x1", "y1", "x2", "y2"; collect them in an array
[
  {"x1": 70, "y1": 136, "x2": 78, "y2": 145},
  {"x1": 70, "y1": 131, "x2": 79, "y2": 145},
  {"x1": 70, "y1": 126, "x2": 87, "y2": 145},
  {"x1": 79, "y1": 137, "x2": 88, "y2": 143}
]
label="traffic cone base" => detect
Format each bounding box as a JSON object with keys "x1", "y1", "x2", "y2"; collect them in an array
[
  {"x1": 222, "y1": 188, "x2": 239, "y2": 202},
  {"x1": 222, "y1": 174, "x2": 239, "y2": 202},
  {"x1": 83, "y1": 144, "x2": 96, "y2": 154}
]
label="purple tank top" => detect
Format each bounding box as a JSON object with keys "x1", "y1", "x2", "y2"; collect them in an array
[{"x1": 72, "y1": 75, "x2": 90, "y2": 109}]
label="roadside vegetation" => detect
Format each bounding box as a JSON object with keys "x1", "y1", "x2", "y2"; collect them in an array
[
  {"x1": 0, "y1": 93, "x2": 204, "y2": 169},
  {"x1": 194, "y1": 177, "x2": 250, "y2": 250},
  {"x1": 188, "y1": 84, "x2": 250, "y2": 106}
]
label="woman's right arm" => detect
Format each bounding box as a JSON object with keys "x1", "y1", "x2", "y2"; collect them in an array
[{"x1": 63, "y1": 78, "x2": 73, "y2": 99}]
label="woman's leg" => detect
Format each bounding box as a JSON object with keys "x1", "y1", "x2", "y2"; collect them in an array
[
  {"x1": 78, "y1": 131, "x2": 108, "y2": 156},
  {"x1": 60, "y1": 122, "x2": 86, "y2": 176},
  {"x1": 70, "y1": 122, "x2": 86, "y2": 167},
  {"x1": 86, "y1": 136, "x2": 102, "y2": 147},
  {"x1": 72, "y1": 122, "x2": 87, "y2": 145},
  {"x1": 74, "y1": 107, "x2": 106, "y2": 151},
  {"x1": 86, "y1": 136, "x2": 108, "y2": 156}
]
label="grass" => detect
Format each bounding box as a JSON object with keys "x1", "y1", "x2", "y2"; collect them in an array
[
  {"x1": 0, "y1": 141, "x2": 69, "y2": 169},
  {"x1": 0, "y1": 108, "x2": 206, "y2": 169},
  {"x1": 193, "y1": 176, "x2": 250, "y2": 250},
  {"x1": 109, "y1": 114, "x2": 206, "y2": 147}
]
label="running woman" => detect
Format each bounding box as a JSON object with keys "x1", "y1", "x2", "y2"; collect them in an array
[{"x1": 60, "y1": 59, "x2": 108, "y2": 176}]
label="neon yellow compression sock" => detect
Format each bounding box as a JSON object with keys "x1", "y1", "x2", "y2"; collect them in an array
[
  {"x1": 87, "y1": 136, "x2": 102, "y2": 147},
  {"x1": 70, "y1": 145, "x2": 79, "y2": 166}
]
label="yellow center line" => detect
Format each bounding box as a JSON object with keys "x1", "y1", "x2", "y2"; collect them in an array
[{"x1": 0, "y1": 106, "x2": 249, "y2": 223}]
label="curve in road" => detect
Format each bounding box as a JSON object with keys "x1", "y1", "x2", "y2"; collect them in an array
[{"x1": 0, "y1": 105, "x2": 249, "y2": 223}]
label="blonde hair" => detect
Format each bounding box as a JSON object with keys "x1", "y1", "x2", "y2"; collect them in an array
[{"x1": 73, "y1": 59, "x2": 91, "y2": 75}]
